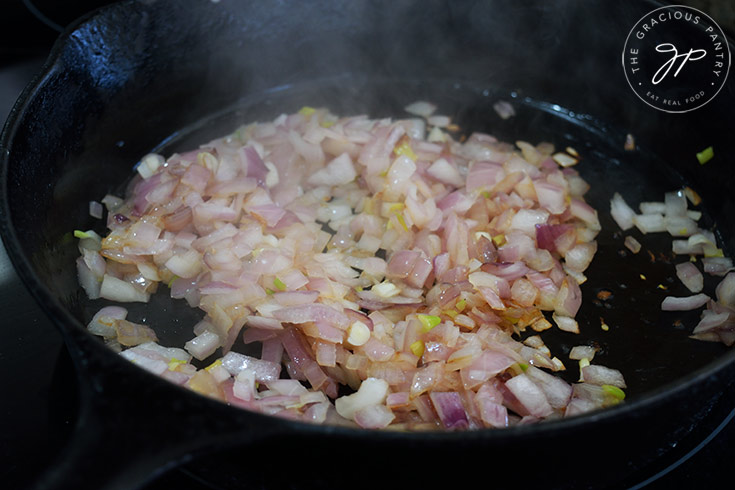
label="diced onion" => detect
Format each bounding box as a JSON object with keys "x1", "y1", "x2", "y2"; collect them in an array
[
  {"x1": 99, "y1": 275, "x2": 150, "y2": 303},
  {"x1": 335, "y1": 377, "x2": 389, "y2": 420},
  {"x1": 661, "y1": 294, "x2": 710, "y2": 311},
  {"x1": 610, "y1": 192, "x2": 635, "y2": 231},
  {"x1": 78, "y1": 105, "x2": 616, "y2": 430},
  {"x1": 404, "y1": 101, "x2": 437, "y2": 118},
  {"x1": 185, "y1": 330, "x2": 221, "y2": 360},
  {"x1": 675, "y1": 262, "x2": 704, "y2": 293}
]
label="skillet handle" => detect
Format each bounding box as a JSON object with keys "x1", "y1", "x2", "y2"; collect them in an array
[{"x1": 30, "y1": 341, "x2": 281, "y2": 490}]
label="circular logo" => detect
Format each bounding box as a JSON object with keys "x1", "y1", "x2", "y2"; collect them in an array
[{"x1": 622, "y1": 5, "x2": 730, "y2": 113}]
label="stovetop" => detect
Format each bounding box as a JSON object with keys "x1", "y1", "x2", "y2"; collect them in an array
[{"x1": 1, "y1": 3, "x2": 734, "y2": 489}]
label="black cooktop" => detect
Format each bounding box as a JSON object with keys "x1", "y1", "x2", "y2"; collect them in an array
[{"x1": 1, "y1": 3, "x2": 734, "y2": 489}]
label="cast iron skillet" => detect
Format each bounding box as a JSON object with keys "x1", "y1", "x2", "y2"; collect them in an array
[{"x1": 2, "y1": 1, "x2": 735, "y2": 489}]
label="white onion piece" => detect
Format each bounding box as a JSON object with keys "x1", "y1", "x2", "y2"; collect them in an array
[
  {"x1": 633, "y1": 213, "x2": 666, "y2": 234},
  {"x1": 101, "y1": 194, "x2": 124, "y2": 211},
  {"x1": 184, "y1": 330, "x2": 221, "y2": 360},
  {"x1": 552, "y1": 152, "x2": 578, "y2": 167},
  {"x1": 564, "y1": 242, "x2": 597, "y2": 273},
  {"x1": 511, "y1": 209, "x2": 550, "y2": 235},
  {"x1": 99, "y1": 275, "x2": 150, "y2": 303},
  {"x1": 581, "y1": 365, "x2": 626, "y2": 388},
  {"x1": 136, "y1": 342, "x2": 191, "y2": 363},
  {"x1": 136, "y1": 153, "x2": 164, "y2": 179},
  {"x1": 87, "y1": 306, "x2": 128, "y2": 337},
  {"x1": 675, "y1": 262, "x2": 704, "y2": 293},
  {"x1": 404, "y1": 101, "x2": 437, "y2": 118},
  {"x1": 692, "y1": 310, "x2": 731, "y2": 334},
  {"x1": 570, "y1": 198, "x2": 600, "y2": 229},
  {"x1": 661, "y1": 293, "x2": 710, "y2": 311},
  {"x1": 89, "y1": 200, "x2": 104, "y2": 219},
  {"x1": 664, "y1": 216, "x2": 698, "y2": 237},
  {"x1": 525, "y1": 366, "x2": 573, "y2": 409},
  {"x1": 120, "y1": 349, "x2": 168, "y2": 375},
  {"x1": 266, "y1": 379, "x2": 309, "y2": 396},
  {"x1": 165, "y1": 250, "x2": 202, "y2": 278},
  {"x1": 552, "y1": 312, "x2": 580, "y2": 333},
  {"x1": 400, "y1": 118, "x2": 426, "y2": 140},
  {"x1": 569, "y1": 345, "x2": 597, "y2": 361},
  {"x1": 716, "y1": 273, "x2": 735, "y2": 307},
  {"x1": 475, "y1": 385, "x2": 509, "y2": 428},
  {"x1": 624, "y1": 235, "x2": 642, "y2": 254},
  {"x1": 672, "y1": 239, "x2": 703, "y2": 255},
  {"x1": 353, "y1": 404, "x2": 395, "y2": 429},
  {"x1": 76, "y1": 258, "x2": 101, "y2": 300},
  {"x1": 233, "y1": 369, "x2": 256, "y2": 401},
  {"x1": 639, "y1": 202, "x2": 665, "y2": 214},
  {"x1": 505, "y1": 374, "x2": 553, "y2": 418},
  {"x1": 554, "y1": 278, "x2": 582, "y2": 318},
  {"x1": 221, "y1": 351, "x2": 281, "y2": 382},
  {"x1": 427, "y1": 115, "x2": 451, "y2": 128},
  {"x1": 534, "y1": 181, "x2": 566, "y2": 215},
  {"x1": 306, "y1": 153, "x2": 357, "y2": 187},
  {"x1": 427, "y1": 158, "x2": 464, "y2": 187},
  {"x1": 703, "y1": 257, "x2": 734, "y2": 276},
  {"x1": 664, "y1": 190, "x2": 688, "y2": 217},
  {"x1": 334, "y1": 377, "x2": 389, "y2": 421},
  {"x1": 273, "y1": 304, "x2": 349, "y2": 329},
  {"x1": 610, "y1": 193, "x2": 636, "y2": 231}
]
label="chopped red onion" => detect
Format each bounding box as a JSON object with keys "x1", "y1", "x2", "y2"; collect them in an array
[
  {"x1": 581, "y1": 364, "x2": 626, "y2": 388},
  {"x1": 505, "y1": 374, "x2": 553, "y2": 418},
  {"x1": 609, "y1": 193, "x2": 636, "y2": 231},
  {"x1": 240, "y1": 146, "x2": 268, "y2": 186},
  {"x1": 87, "y1": 306, "x2": 128, "y2": 338},
  {"x1": 716, "y1": 273, "x2": 735, "y2": 307},
  {"x1": 466, "y1": 162, "x2": 504, "y2": 193},
  {"x1": 307, "y1": 152, "x2": 357, "y2": 187},
  {"x1": 99, "y1": 274, "x2": 150, "y2": 303},
  {"x1": 221, "y1": 351, "x2": 281, "y2": 382},
  {"x1": 404, "y1": 100, "x2": 437, "y2": 118},
  {"x1": 661, "y1": 293, "x2": 710, "y2": 311},
  {"x1": 692, "y1": 309, "x2": 732, "y2": 334},
  {"x1": 675, "y1": 261, "x2": 704, "y2": 293},
  {"x1": 703, "y1": 257, "x2": 734, "y2": 276},
  {"x1": 624, "y1": 235, "x2": 642, "y2": 254},
  {"x1": 80, "y1": 106, "x2": 612, "y2": 430},
  {"x1": 633, "y1": 213, "x2": 666, "y2": 234},
  {"x1": 534, "y1": 181, "x2": 567, "y2": 214},
  {"x1": 334, "y1": 377, "x2": 389, "y2": 420},
  {"x1": 429, "y1": 391, "x2": 470, "y2": 430},
  {"x1": 273, "y1": 304, "x2": 349, "y2": 328},
  {"x1": 525, "y1": 366, "x2": 573, "y2": 409},
  {"x1": 185, "y1": 330, "x2": 221, "y2": 360},
  {"x1": 535, "y1": 224, "x2": 573, "y2": 252},
  {"x1": 353, "y1": 404, "x2": 395, "y2": 429}
]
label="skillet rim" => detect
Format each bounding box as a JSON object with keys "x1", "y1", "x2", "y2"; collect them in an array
[{"x1": 1, "y1": 0, "x2": 735, "y2": 445}]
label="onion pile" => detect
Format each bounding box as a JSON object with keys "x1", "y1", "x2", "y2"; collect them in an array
[
  {"x1": 610, "y1": 189, "x2": 735, "y2": 345},
  {"x1": 76, "y1": 103, "x2": 624, "y2": 430}
]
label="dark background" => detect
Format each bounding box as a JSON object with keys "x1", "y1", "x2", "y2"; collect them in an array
[{"x1": 1, "y1": 1, "x2": 734, "y2": 489}]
